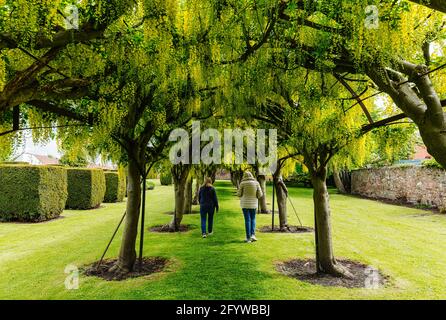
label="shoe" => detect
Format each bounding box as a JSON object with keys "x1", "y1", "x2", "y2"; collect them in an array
[
  {"x1": 208, "y1": 232, "x2": 213, "y2": 236},
  {"x1": 202, "y1": 234, "x2": 207, "y2": 238},
  {"x1": 244, "y1": 239, "x2": 252, "y2": 243},
  {"x1": 251, "y1": 235, "x2": 258, "y2": 242}
]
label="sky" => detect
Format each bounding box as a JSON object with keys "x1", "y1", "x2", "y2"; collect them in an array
[{"x1": 18, "y1": 131, "x2": 61, "y2": 158}]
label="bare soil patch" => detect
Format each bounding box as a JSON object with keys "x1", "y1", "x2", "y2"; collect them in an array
[
  {"x1": 259, "y1": 225, "x2": 313, "y2": 233},
  {"x1": 149, "y1": 224, "x2": 194, "y2": 233},
  {"x1": 276, "y1": 258, "x2": 389, "y2": 288},
  {"x1": 164, "y1": 210, "x2": 200, "y2": 215},
  {"x1": 84, "y1": 257, "x2": 168, "y2": 281}
]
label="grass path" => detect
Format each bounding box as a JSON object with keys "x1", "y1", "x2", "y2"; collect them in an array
[{"x1": 1, "y1": 180, "x2": 446, "y2": 299}]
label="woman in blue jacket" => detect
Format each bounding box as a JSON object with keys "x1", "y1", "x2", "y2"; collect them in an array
[{"x1": 198, "y1": 177, "x2": 219, "y2": 238}]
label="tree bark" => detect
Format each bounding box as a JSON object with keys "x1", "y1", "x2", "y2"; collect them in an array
[
  {"x1": 192, "y1": 173, "x2": 203, "y2": 205},
  {"x1": 170, "y1": 164, "x2": 190, "y2": 231},
  {"x1": 112, "y1": 156, "x2": 141, "y2": 272},
  {"x1": 184, "y1": 172, "x2": 193, "y2": 214},
  {"x1": 230, "y1": 169, "x2": 243, "y2": 189},
  {"x1": 333, "y1": 170, "x2": 347, "y2": 194},
  {"x1": 206, "y1": 167, "x2": 217, "y2": 183},
  {"x1": 367, "y1": 63, "x2": 446, "y2": 169},
  {"x1": 273, "y1": 173, "x2": 288, "y2": 230},
  {"x1": 257, "y1": 174, "x2": 270, "y2": 213},
  {"x1": 235, "y1": 170, "x2": 243, "y2": 189},
  {"x1": 310, "y1": 167, "x2": 352, "y2": 277},
  {"x1": 339, "y1": 170, "x2": 351, "y2": 194}
]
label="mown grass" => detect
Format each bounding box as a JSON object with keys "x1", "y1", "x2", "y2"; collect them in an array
[{"x1": 0, "y1": 180, "x2": 445, "y2": 300}]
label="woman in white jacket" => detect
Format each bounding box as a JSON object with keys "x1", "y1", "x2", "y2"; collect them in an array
[{"x1": 237, "y1": 171, "x2": 263, "y2": 243}]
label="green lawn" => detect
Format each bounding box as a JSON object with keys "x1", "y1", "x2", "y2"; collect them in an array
[{"x1": 1, "y1": 180, "x2": 446, "y2": 300}]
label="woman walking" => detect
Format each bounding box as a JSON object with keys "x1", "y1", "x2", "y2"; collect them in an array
[
  {"x1": 198, "y1": 177, "x2": 219, "y2": 238},
  {"x1": 237, "y1": 171, "x2": 263, "y2": 243}
]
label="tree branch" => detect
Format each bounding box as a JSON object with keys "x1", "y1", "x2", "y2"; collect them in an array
[
  {"x1": 0, "y1": 24, "x2": 107, "y2": 51},
  {"x1": 334, "y1": 73, "x2": 374, "y2": 123},
  {"x1": 409, "y1": 0, "x2": 446, "y2": 14}
]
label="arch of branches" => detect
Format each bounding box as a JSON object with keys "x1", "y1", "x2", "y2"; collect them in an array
[{"x1": 0, "y1": 0, "x2": 445, "y2": 277}]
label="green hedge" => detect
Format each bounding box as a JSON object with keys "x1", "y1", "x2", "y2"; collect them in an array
[
  {"x1": 0, "y1": 161, "x2": 29, "y2": 165},
  {"x1": 66, "y1": 168, "x2": 106, "y2": 209},
  {"x1": 160, "y1": 172, "x2": 172, "y2": 185},
  {"x1": 422, "y1": 159, "x2": 444, "y2": 170},
  {"x1": 0, "y1": 165, "x2": 68, "y2": 222},
  {"x1": 104, "y1": 171, "x2": 126, "y2": 203},
  {"x1": 146, "y1": 180, "x2": 155, "y2": 190}
]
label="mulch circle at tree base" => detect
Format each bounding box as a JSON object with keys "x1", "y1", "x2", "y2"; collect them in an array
[
  {"x1": 149, "y1": 224, "x2": 194, "y2": 233},
  {"x1": 84, "y1": 257, "x2": 168, "y2": 281},
  {"x1": 259, "y1": 226, "x2": 314, "y2": 233},
  {"x1": 276, "y1": 259, "x2": 389, "y2": 288},
  {"x1": 164, "y1": 210, "x2": 200, "y2": 215}
]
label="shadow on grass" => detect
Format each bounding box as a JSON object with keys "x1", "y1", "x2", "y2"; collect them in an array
[{"x1": 146, "y1": 181, "x2": 276, "y2": 299}]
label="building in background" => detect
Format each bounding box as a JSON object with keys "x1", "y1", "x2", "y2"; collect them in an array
[
  {"x1": 411, "y1": 145, "x2": 432, "y2": 161},
  {"x1": 396, "y1": 145, "x2": 432, "y2": 166},
  {"x1": 13, "y1": 152, "x2": 60, "y2": 165}
]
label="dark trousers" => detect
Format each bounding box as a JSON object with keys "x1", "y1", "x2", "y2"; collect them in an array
[
  {"x1": 200, "y1": 205, "x2": 215, "y2": 234},
  {"x1": 242, "y1": 208, "x2": 257, "y2": 239}
]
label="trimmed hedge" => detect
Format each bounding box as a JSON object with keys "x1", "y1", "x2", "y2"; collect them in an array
[
  {"x1": 0, "y1": 161, "x2": 29, "y2": 165},
  {"x1": 146, "y1": 181, "x2": 155, "y2": 190},
  {"x1": 66, "y1": 168, "x2": 106, "y2": 209},
  {"x1": 0, "y1": 165, "x2": 68, "y2": 222},
  {"x1": 160, "y1": 172, "x2": 172, "y2": 185},
  {"x1": 104, "y1": 171, "x2": 126, "y2": 203}
]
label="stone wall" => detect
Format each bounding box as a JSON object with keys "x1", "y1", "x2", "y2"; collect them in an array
[{"x1": 351, "y1": 166, "x2": 446, "y2": 213}]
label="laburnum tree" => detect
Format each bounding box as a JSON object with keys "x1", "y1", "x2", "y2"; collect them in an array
[
  {"x1": 0, "y1": 0, "x2": 443, "y2": 279},
  {"x1": 204, "y1": 0, "x2": 446, "y2": 168},
  {"x1": 1, "y1": 0, "x2": 216, "y2": 275},
  {"x1": 221, "y1": 24, "x2": 416, "y2": 275},
  {"x1": 0, "y1": 0, "x2": 133, "y2": 158},
  {"x1": 78, "y1": 0, "x2": 219, "y2": 274}
]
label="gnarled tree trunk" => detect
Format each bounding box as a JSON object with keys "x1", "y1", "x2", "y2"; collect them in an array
[
  {"x1": 184, "y1": 173, "x2": 193, "y2": 214},
  {"x1": 310, "y1": 166, "x2": 351, "y2": 277},
  {"x1": 339, "y1": 170, "x2": 351, "y2": 194},
  {"x1": 333, "y1": 170, "x2": 347, "y2": 194},
  {"x1": 112, "y1": 155, "x2": 142, "y2": 273},
  {"x1": 257, "y1": 174, "x2": 269, "y2": 213},
  {"x1": 273, "y1": 173, "x2": 288, "y2": 230},
  {"x1": 367, "y1": 62, "x2": 446, "y2": 169},
  {"x1": 192, "y1": 172, "x2": 203, "y2": 205},
  {"x1": 170, "y1": 164, "x2": 190, "y2": 231},
  {"x1": 206, "y1": 167, "x2": 217, "y2": 184},
  {"x1": 231, "y1": 169, "x2": 243, "y2": 189}
]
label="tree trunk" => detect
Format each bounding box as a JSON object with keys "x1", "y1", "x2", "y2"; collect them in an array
[
  {"x1": 230, "y1": 169, "x2": 244, "y2": 189},
  {"x1": 170, "y1": 164, "x2": 190, "y2": 231},
  {"x1": 367, "y1": 63, "x2": 446, "y2": 169},
  {"x1": 112, "y1": 157, "x2": 141, "y2": 273},
  {"x1": 230, "y1": 170, "x2": 236, "y2": 187},
  {"x1": 172, "y1": 184, "x2": 186, "y2": 230},
  {"x1": 339, "y1": 170, "x2": 351, "y2": 194},
  {"x1": 184, "y1": 173, "x2": 193, "y2": 214},
  {"x1": 273, "y1": 174, "x2": 288, "y2": 230},
  {"x1": 333, "y1": 170, "x2": 347, "y2": 194},
  {"x1": 236, "y1": 170, "x2": 243, "y2": 189},
  {"x1": 206, "y1": 167, "x2": 217, "y2": 183},
  {"x1": 310, "y1": 168, "x2": 352, "y2": 277},
  {"x1": 257, "y1": 174, "x2": 269, "y2": 213},
  {"x1": 192, "y1": 173, "x2": 203, "y2": 205},
  {"x1": 418, "y1": 123, "x2": 446, "y2": 169}
]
